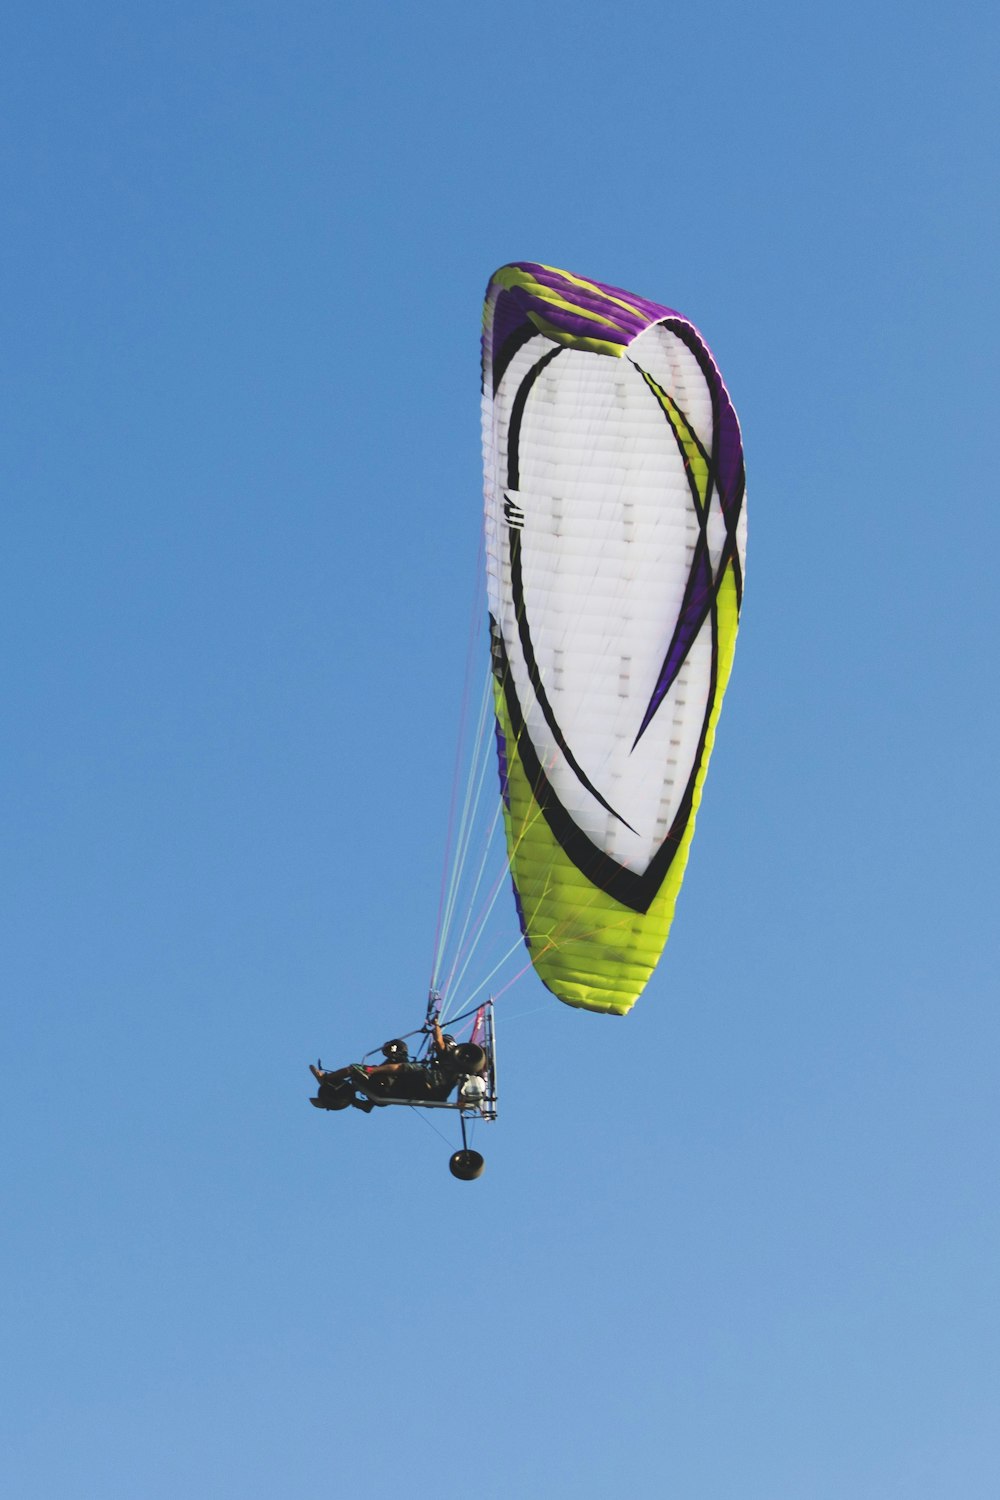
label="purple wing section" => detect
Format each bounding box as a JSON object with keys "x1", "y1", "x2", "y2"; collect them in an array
[
  {"x1": 496, "y1": 262, "x2": 675, "y2": 348},
  {"x1": 485, "y1": 262, "x2": 678, "y2": 387}
]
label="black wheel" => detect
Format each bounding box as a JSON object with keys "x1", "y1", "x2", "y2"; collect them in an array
[
  {"x1": 315, "y1": 1081, "x2": 354, "y2": 1112},
  {"x1": 451, "y1": 1043, "x2": 487, "y2": 1075},
  {"x1": 449, "y1": 1149, "x2": 485, "y2": 1181}
]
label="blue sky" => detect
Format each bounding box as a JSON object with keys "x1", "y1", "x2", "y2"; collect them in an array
[{"x1": 3, "y1": 2, "x2": 999, "y2": 1495}]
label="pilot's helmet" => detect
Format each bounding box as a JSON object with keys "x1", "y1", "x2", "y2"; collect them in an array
[{"x1": 381, "y1": 1038, "x2": 409, "y2": 1061}]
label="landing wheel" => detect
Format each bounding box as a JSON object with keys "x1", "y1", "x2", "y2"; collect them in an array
[
  {"x1": 315, "y1": 1081, "x2": 355, "y2": 1111},
  {"x1": 449, "y1": 1149, "x2": 485, "y2": 1181}
]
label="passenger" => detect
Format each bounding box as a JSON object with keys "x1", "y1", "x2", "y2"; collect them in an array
[{"x1": 309, "y1": 1038, "x2": 412, "y2": 1112}]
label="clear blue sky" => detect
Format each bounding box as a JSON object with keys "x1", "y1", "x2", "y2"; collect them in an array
[{"x1": 4, "y1": 2, "x2": 999, "y2": 1496}]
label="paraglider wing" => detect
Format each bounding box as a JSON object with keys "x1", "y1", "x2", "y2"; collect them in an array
[{"x1": 482, "y1": 263, "x2": 747, "y2": 1015}]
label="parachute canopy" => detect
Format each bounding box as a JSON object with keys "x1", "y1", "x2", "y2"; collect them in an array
[{"x1": 482, "y1": 263, "x2": 746, "y2": 1016}]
